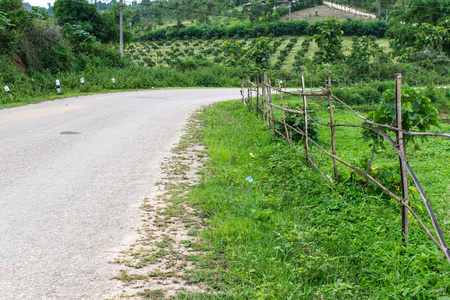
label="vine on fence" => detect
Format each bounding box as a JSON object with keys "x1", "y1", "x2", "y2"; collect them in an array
[{"x1": 241, "y1": 72, "x2": 450, "y2": 264}]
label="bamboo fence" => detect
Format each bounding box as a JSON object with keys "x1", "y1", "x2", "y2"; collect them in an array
[{"x1": 240, "y1": 72, "x2": 450, "y2": 264}]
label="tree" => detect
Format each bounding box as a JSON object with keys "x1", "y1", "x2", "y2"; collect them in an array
[
  {"x1": 387, "y1": 0, "x2": 450, "y2": 54},
  {"x1": 100, "y1": 2, "x2": 132, "y2": 43},
  {"x1": 391, "y1": 0, "x2": 450, "y2": 25},
  {"x1": 245, "y1": 37, "x2": 274, "y2": 75},
  {"x1": 222, "y1": 37, "x2": 274, "y2": 76},
  {"x1": 54, "y1": 0, "x2": 109, "y2": 42},
  {"x1": 222, "y1": 40, "x2": 247, "y2": 66},
  {"x1": 248, "y1": 0, "x2": 264, "y2": 23},
  {"x1": 415, "y1": 21, "x2": 449, "y2": 55},
  {"x1": 313, "y1": 18, "x2": 344, "y2": 64}
]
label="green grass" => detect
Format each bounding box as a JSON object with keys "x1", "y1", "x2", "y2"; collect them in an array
[{"x1": 175, "y1": 100, "x2": 450, "y2": 299}]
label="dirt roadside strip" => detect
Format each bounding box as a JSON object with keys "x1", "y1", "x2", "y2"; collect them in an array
[
  {"x1": 323, "y1": 1, "x2": 377, "y2": 19},
  {"x1": 282, "y1": 5, "x2": 374, "y2": 22},
  {"x1": 105, "y1": 112, "x2": 209, "y2": 299}
]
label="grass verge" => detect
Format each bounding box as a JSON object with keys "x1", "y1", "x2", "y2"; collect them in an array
[{"x1": 175, "y1": 100, "x2": 449, "y2": 299}]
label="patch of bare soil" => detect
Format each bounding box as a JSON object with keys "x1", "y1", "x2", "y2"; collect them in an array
[
  {"x1": 281, "y1": 5, "x2": 373, "y2": 23},
  {"x1": 105, "y1": 112, "x2": 209, "y2": 299}
]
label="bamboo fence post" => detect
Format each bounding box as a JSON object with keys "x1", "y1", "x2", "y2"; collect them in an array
[
  {"x1": 268, "y1": 78, "x2": 273, "y2": 129},
  {"x1": 262, "y1": 75, "x2": 266, "y2": 121},
  {"x1": 240, "y1": 80, "x2": 246, "y2": 105},
  {"x1": 279, "y1": 79, "x2": 291, "y2": 144},
  {"x1": 396, "y1": 73, "x2": 409, "y2": 247},
  {"x1": 328, "y1": 71, "x2": 339, "y2": 182},
  {"x1": 270, "y1": 79, "x2": 276, "y2": 129},
  {"x1": 263, "y1": 72, "x2": 269, "y2": 126},
  {"x1": 269, "y1": 79, "x2": 276, "y2": 134},
  {"x1": 248, "y1": 76, "x2": 253, "y2": 111},
  {"x1": 301, "y1": 73, "x2": 309, "y2": 161},
  {"x1": 256, "y1": 75, "x2": 260, "y2": 119}
]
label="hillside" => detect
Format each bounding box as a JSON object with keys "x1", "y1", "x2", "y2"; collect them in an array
[{"x1": 281, "y1": 5, "x2": 374, "y2": 22}]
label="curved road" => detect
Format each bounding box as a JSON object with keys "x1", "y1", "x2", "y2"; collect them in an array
[{"x1": 0, "y1": 89, "x2": 240, "y2": 299}]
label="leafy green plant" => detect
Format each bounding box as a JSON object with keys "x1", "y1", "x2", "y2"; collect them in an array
[
  {"x1": 246, "y1": 37, "x2": 274, "y2": 76},
  {"x1": 362, "y1": 88, "x2": 440, "y2": 148},
  {"x1": 313, "y1": 18, "x2": 345, "y2": 64},
  {"x1": 279, "y1": 101, "x2": 320, "y2": 143},
  {"x1": 222, "y1": 40, "x2": 246, "y2": 67}
]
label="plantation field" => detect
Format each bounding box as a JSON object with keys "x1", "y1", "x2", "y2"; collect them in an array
[{"x1": 124, "y1": 36, "x2": 391, "y2": 72}]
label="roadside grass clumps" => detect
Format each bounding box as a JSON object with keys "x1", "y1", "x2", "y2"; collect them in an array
[
  {"x1": 175, "y1": 100, "x2": 449, "y2": 299},
  {"x1": 109, "y1": 113, "x2": 212, "y2": 298}
]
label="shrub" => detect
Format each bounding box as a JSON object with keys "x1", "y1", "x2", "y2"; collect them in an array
[
  {"x1": 279, "y1": 101, "x2": 320, "y2": 143},
  {"x1": 333, "y1": 86, "x2": 380, "y2": 106}
]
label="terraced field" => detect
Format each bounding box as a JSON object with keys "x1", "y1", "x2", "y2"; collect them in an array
[{"x1": 125, "y1": 36, "x2": 391, "y2": 71}]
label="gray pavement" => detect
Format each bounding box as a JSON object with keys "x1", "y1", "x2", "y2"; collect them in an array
[{"x1": 0, "y1": 89, "x2": 240, "y2": 299}]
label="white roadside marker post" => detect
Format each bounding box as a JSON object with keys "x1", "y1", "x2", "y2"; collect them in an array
[
  {"x1": 56, "y1": 79, "x2": 61, "y2": 94},
  {"x1": 4, "y1": 86, "x2": 12, "y2": 99}
]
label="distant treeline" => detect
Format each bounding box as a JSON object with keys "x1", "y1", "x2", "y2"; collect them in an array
[{"x1": 139, "y1": 19, "x2": 388, "y2": 41}]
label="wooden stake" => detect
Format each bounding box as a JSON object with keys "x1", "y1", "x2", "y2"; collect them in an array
[
  {"x1": 396, "y1": 73, "x2": 409, "y2": 247},
  {"x1": 248, "y1": 76, "x2": 253, "y2": 111},
  {"x1": 256, "y1": 75, "x2": 260, "y2": 118},
  {"x1": 268, "y1": 78, "x2": 273, "y2": 128},
  {"x1": 240, "y1": 80, "x2": 246, "y2": 105},
  {"x1": 279, "y1": 80, "x2": 291, "y2": 144},
  {"x1": 263, "y1": 73, "x2": 269, "y2": 126},
  {"x1": 301, "y1": 73, "x2": 309, "y2": 161},
  {"x1": 328, "y1": 71, "x2": 339, "y2": 182}
]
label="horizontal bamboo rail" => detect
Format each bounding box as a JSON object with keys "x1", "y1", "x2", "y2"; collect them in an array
[{"x1": 242, "y1": 72, "x2": 450, "y2": 263}]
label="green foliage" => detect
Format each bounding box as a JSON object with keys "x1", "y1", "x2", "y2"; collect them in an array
[
  {"x1": 362, "y1": 88, "x2": 440, "y2": 148},
  {"x1": 279, "y1": 101, "x2": 320, "y2": 143},
  {"x1": 139, "y1": 20, "x2": 388, "y2": 42},
  {"x1": 170, "y1": 54, "x2": 211, "y2": 72},
  {"x1": 415, "y1": 22, "x2": 450, "y2": 55},
  {"x1": 341, "y1": 19, "x2": 388, "y2": 38},
  {"x1": 391, "y1": 0, "x2": 450, "y2": 26},
  {"x1": 0, "y1": 61, "x2": 246, "y2": 107},
  {"x1": 346, "y1": 36, "x2": 388, "y2": 78},
  {"x1": 248, "y1": 0, "x2": 264, "y2": 23},
  {"x1": 54, "y1": 0, "x2": 130, "y2": 43},
  {"x1": 333, "y1": 85, "x2": 381, "y2": 106},
  {"x1": 222, "y1": 40, "x2": 247, "y2": 67},
  {"x1": 313, "y1": 18, "x2": 345, "y2": 64},
  {"x1": 222, "y1": 37, "x2": 273, "y2": 76},
  {"x1": 246, "y1": 37, "x2": 274, "y2": 75}
]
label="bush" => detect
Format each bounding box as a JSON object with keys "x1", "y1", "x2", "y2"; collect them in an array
[
  {"x1": 279, "y1": 101, "x2": 320, "y2": 143},
  {"x1": 333, "y1": 86, "x2": 381, "y2": 106},
  {"x1": 138, "y1": 19, "x2": 387, "y2": 42}
]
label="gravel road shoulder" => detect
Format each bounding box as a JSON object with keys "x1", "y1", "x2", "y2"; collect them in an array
[{"x1": 105, "y1": 110, "x2": 209, "y2": 299}]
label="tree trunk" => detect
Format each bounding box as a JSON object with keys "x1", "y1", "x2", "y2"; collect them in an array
[{"x1": 377, "y1": 0, "x2": 381, "y2": 17}]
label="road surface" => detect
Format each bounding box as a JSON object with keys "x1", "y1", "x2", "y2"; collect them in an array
[{"x1": 0, "y1": 89, "x2": 240, "y2": 299}]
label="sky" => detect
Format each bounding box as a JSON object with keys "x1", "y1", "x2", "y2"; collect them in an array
[{"x1": 24, "y1": 0, "x2": 56, "y2": 8}]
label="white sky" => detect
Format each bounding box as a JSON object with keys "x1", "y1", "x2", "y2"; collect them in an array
[
  {"x1": 24, "y1": 0, "x2": 55, "y2": 8},
  {"x1": 24, "y1": 0, "x2": 136, "y2": 8}
]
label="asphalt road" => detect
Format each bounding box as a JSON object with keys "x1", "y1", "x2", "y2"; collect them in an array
[{"x1": 0, "y1": 89, "x2": 240, "y2": 299}]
